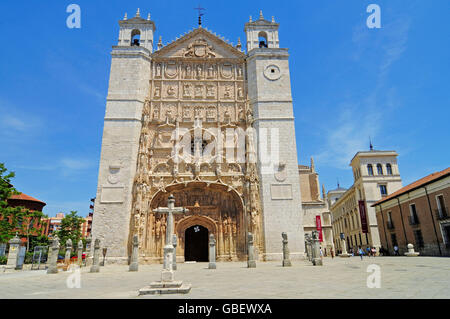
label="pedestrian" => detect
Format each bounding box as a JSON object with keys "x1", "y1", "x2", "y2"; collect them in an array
[
  {"x1": 319, "y1": 247, "x2": 323, "y2": 262},
  {"x1": 394, "y1": 245, "x2": 399, "y2": 256},
  {"x1": 371, "y1": 247, "x2": 377, "y2": 257},
  {"x1": 331, "y1": 248, "x2": 335, "y2": 259},
  {"x1": 358, "y1": 246, "x2": 364, "y2": 260},
  {"x1": 366, "y1": 246, "x2": 371, "y2": 257}
]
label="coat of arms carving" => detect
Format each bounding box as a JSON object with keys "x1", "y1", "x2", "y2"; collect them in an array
[{"x1": 184, "y1": 38, "x2": 216, "y2": 58}]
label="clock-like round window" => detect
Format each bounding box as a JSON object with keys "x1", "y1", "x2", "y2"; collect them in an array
[{"x1": 263, "y1": 64, "x2": 282, "y2": 81}]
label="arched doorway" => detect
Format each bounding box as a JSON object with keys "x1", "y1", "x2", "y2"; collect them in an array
[{"x1": 184, "y1": 225, "x2": 209, "y2": 262}]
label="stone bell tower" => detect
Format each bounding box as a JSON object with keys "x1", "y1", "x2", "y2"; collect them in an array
[
  {"x1": 245, "y1": 11, "x2": 304, "y2": 260},
  {"x1": 91, "y1": 9, "x2": 155, "y2": 261}
]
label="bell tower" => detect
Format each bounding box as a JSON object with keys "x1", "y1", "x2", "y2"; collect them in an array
[
  {"x1": 91, "y1": 9, "x2": 154, "y2": 260},
  {"x1": 245, "y1": 11, "x2": 304, "y2": 260}
]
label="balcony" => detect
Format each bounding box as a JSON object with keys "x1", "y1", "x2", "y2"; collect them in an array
[
  {"x1": 386, "y1": 221, "x2": 395, "y2": 230},
  {"x1": 435, "y1": 207, "x2": 449, "y2": 221},
  {"x1": 408, "y1": 215, "x2": 420, "y2": 226}
]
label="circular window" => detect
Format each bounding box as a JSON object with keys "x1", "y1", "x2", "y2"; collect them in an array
[{"x1": 263, "y1": 64, "x2": 281, "y2": 81}]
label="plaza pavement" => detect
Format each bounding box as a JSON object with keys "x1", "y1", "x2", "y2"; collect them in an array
[{"x1": 0, "y1": 256, "x2": 449, "y2": 299}]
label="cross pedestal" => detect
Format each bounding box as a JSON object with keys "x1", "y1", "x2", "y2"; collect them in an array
[{"x1": 138, "y1": 194, "x2": 192, "y2": 295}]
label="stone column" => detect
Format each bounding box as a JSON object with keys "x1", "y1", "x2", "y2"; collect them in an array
[
  {"x1": 247, "y1": 232, "x2": 256, "y2": 268},
  {"x1": 282, "y1": 232, "x2": 291, "y2": 267},
  {"x1": 208, "y1": 233, "x2": 216, "y2": 269},
  {"x1": 129, "y1": 235, "x2": 139, "y2": 271},
  {"x1": 339, "y1": 237, "x2": 351, "y2": 258},
  {"x1": 90, "y1": 239, "x2": 101, "y2": 273},
  {"x1": 311, "y1": 231, "x2": 323, "y2": 266},
  {"x1": 6, "y1": 234, "x2": 21, "y2": 270},
  {"x1": 85, "y1": 235, "x2": 92, "y2": 266},
  {"x1": 172, "y1": 234, "x2": 177, "y2": 271},
  {"x1": 47, "y1": 236, "x2": 60, "y2": 274},
  {"x1": 64, "y1": 239, "x2": 72, "y2": 266},
  {"x1": 161, "y1": 245, "x2": 174, "y2": 282},
  {"x1": 77, "y1": 240, "x2": 83, "y2": 267}
]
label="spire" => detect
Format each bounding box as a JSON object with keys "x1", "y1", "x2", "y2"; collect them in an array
[
  {"x1": 124, "y1": 12, "x2": 128, "y2": 20},
  {"x1": 310, "y1": 157, "x2": 315, "y2": 172},
  {"x1": 272, "y1": 16, "x2": 275, "y2": 23},
  {"x1": 236, "y1": 37, "x2": 242, "y2": 50},
  {"x1": 157, "y1": 36, "x2": 163, "y2": 50},
  {"x1": 136, "y1": 8, "x2": 140, "y2": 18},
  {"x1": 147, "y1": 13, "x2": 151, "y2": 21},
  {"x1": 249, "y1": 15, "x2": 253, "y2": 22},
  {"x1": 322, "y1": 184, "x2": 327, "y2": 200},
  {"x1": 259, "y1": 10, "x2": 264, "y2": 20}
]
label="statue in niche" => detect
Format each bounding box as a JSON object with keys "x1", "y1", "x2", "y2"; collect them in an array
[
  {"x1": 183, "y1": 84, "x2": 191, "y2": 97},
  {"x1": 156, "y1": 64, "x2": 162, "y2": 77},
  {"x1": 183, "y1": 108, "x2": 191, "y2": 119},
  {"x1": 207, "y1": 65, "x2": 214, "y2": 78},
  {"x1": 153, "y1": 109, "x2": 160, "y2": 122},
  {"x1": 223, "y1": 215, "x2": 228, "y2": 234},
  {"x1": 185, "y1": 65, "x2": 192, "y2": 78},
  {"x1": 196, "y1": 65, "x2": 203, "y2": 78},
  {"x1": 155, "y1": 218, "x2": 161, "y2": 238},
  {"x1": 237, "y1": 66, "x2": 243, "y2": 77},
  {"x1": 154, "y1": 86, "x2": 161, "y2": 98},
  {"x1": 161, "y1": 215, "x2": 166, "y2": 237},
  {"x1": 206, "y1": 107, "x2": 215, "y2": 119},
  {"x1": 238, "y1": 87, "x2": 243, "y2": 98},
  {"x1": 224, "y1": 85, "x2": 232, "y2": 99},
  {"x1": 224, "y1": 110, "x2": 231, "y2": 123}
]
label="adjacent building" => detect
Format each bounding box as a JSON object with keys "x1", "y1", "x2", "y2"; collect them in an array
[
  {"x1": 373, "y1": 167, "x2": 450, "y2": 256},
  {"x1": 299, "y1": 158, "x2": 334, "y2": 255},
  {"x1": 329, "y1": 149, "x2": 403, "y2": 253}
]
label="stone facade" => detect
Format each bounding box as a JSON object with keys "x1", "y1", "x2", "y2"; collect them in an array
[
  {"x1": 329, "y1": 150, "x2": 403, "y2": 253},
  {"x1": 91, "y1": 11, "x2": 304, "y2": 264}
]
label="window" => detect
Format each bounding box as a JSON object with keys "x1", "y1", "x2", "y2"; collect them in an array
[
  {"x1": 413, "y1": 230, "x2": 424, "y2": 248},
  {"x1": 387, "y1": 212, "x2": 394, "y2": 229},
  {"x1": 379, "y1": 185, "x2": 387, "y2": 196},
  {"x1": 386, "y1": 163, "x2": 393, "y2": 175},
  {"x1": 377, "y1": 164, "x2": 383, "y2": 175},
  {"x1": 409, "y1": 204, "x2": 420, "y2": 225},
  {"x1": 367, "y1": 164, "x2": 374, "y2": 176},
  {"x1": 258, "y1": 31, "x2": 268, "y2": 48},
  {"x1": 131, "y1": 29, "x2": 141, "y2": 46},
  {"x1": 391, "y1": 233, "x2": 398, "y2": 246},
  {"x1": 436, "y1": 195, "x2": 447, "y2": 218}
]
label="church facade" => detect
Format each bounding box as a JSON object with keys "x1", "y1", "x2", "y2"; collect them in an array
[{"x1": 91, "y1": 10, "x2": 305, "y2": 264}]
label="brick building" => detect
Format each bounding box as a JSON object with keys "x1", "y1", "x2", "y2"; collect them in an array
[{"x1": 373, "y1": 167, "x2": 450, "y2": 256}]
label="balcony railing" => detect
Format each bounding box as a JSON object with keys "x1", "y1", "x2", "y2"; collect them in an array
[
  {"x1": 408, "y1": 215, "x2": 420, "y2": 226},
  {"x1": 386, "y1": 221, "x2": 395, "y2": 230},
  {"x1": 435, "y1": 207, "x2": 449, "y2": 221}
]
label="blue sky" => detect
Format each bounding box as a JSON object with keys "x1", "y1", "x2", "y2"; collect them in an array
[{"x1": 0, "y1": 1, "x2": 449, "y2": 217}]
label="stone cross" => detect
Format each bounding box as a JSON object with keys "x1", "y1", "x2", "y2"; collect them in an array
[
  {"x1": 129, "y1": 234, "x2": 139, "y2": 271},
  {"x1": 172, "y1": 234, "x2": 177, "y2": 271},
  {"x1": 208, "y1": 233, "x2": 216, "y2": 269},
  {"x1": 64, "y1": 238, "x2": 73, "y2": 266},
  {"x1": 152, "y1": 194, "x2": 188, "y2": 282},
  {"x1": 311, "y1": 231, "x2": 323, "y2": 266},
  {"x1": 282, "y1": 232, "x2": 291, "y2": 267},
  {"x1": 247, "y1": 232, "x2": 256, "y2": 268},
  {"x1": 6, "y1": 233, "x2": 21, "y2": 270},
  {"x1": 90, "y1": 239, "x2": 101, "y2": 273},
  {"x1": 47, "y1": 236, "x2": 60, "y2": 274},
  {"x1": 77, "y1": 240, "x2": 83, "y2": 267}
]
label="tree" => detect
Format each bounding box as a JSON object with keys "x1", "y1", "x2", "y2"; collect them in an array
[
  {"x1": 0, "y1": 163, "x2": 49, "y2": 250},
  {"x1": 55, "y1": 211, "x2": 84, "y2": 248}
]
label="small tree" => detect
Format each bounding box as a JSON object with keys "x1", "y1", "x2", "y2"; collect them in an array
[{"x1": 55, "y1": 211, "x2": 84, "y2": 248}]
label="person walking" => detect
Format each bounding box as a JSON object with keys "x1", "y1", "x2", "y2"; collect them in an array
[
  {"x1": 394, "y1": 245, "x2": 399, "y2": 256},
  {"x1": 319, "y1": 247, "x2": 323, "y2": 262},
  {"x1": 371, "y1": 247, "x2": 377, "y2": 257},
  {"x1": 331, "y1": 248, "x2": 335, "y2": 259},
  {"x1": 358, "y1": 246, "x2": 364, "y2": 260},
  {"x1": 366, "y1": 246, "x2": 371, "y2": 257}
]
